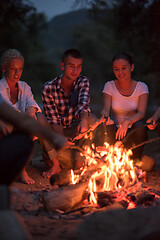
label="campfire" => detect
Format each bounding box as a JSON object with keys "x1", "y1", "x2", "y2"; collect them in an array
[
  {"x1": 43, "y1": 139, "x2": 160, "y2": 214},
  {"x1": 71, "y1": 142, "x2": 144, "y2": 205}
]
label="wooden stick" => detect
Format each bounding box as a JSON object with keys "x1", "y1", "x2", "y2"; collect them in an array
[
  {"x1": 72, "y1": 117, "x2": 109, "y2": 142},
  {"x1": 121, "y1": 123, "x2": 150, "y2": 144},
  {"x1": 130, "y1": 137, "x2": 160, "y2": 150}
]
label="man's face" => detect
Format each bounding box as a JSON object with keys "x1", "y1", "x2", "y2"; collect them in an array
[
  {"x1": 60, "y1": 56, "x2": 82, "y2": 83},
  {"x1": 2, "y1": 58, "x2": 24, "y2": 84}
]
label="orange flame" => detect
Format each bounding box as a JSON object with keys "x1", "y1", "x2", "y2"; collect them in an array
[{"x1": 70, "y1": 142, "x2": 141, "y2": 205}]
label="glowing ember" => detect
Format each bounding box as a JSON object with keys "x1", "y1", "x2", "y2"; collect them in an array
[{"x1": 70, "y1": 142, "x2": 146, "y2": 205}]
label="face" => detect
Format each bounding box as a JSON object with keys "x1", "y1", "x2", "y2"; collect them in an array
[
  {"x1": 2, "y1": 58, "x2": 24, "y2": 84},
  {"x1": 112, "y1": 59, "x2": 134, "y2": 81},
  {"x1": 60, "y1": 56, "x2": 82, "y2": 83}
]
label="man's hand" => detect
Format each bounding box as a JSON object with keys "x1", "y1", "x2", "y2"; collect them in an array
[{"x1": 76, "y1": 118, "x2": 88, "y2": 140}]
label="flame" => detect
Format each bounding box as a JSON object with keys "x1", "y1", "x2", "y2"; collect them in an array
[
  {"x1": 70, "y1": 142, "x2": 142, "y2": 205},
  {"x1": 70, "y1": 169, "x2": 80, "y2": 184}
]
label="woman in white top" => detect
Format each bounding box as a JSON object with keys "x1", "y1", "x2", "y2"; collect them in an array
[{"x1": 101, "y1": 52, "x2": 149, "y2": 161}]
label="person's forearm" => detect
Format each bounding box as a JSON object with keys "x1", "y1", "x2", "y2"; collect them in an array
[
  {"x1": 124, "y1": 111, "x2": 145, "y2": 126},
  {"x1": 152, "y1": 106, "x2": 160, "y2": 122},
  {"x1": 101, "y1": 108, "x2": 110, "y2": 117},
  {"x1": 80, "y1": 110, "x2": 89, "y2": 121}
]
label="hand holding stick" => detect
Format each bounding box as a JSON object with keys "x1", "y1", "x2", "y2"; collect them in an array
[{"x1": 72, "y1": 117, "x2": 109, "y2": 142}]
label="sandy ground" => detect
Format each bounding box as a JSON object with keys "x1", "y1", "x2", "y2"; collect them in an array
[{"x1": 10, "y1": 130, "x2": 160, "y2": 240}]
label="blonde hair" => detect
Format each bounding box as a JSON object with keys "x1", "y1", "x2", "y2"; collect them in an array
[{"x1": 1, "y1": 49, "x2": 24, "y2": 67}]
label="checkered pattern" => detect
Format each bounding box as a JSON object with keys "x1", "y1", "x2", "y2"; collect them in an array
[{"x1": 42, "y1": 75, "x2": 90, "y2": 127}]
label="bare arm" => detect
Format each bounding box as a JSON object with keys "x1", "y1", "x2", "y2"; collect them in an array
[
  {"x1": 101, "y1": 93, "x2": 112, "y2": 117},
  {"x1": 116, "y1": 93, "x2": 149, "y2": 140},
  {"x1": 0, "y1": 102, "x2": 66, "y2": 150},
  {"x1": 101, "y1": 93, "x2": 114, "y2": 125},
  {"x1": 126, "y1": 93, "x2": 148, "y2": 125},
  {"x1": 147, "y1": 106, "x2": 160, "y2": 130},
  {"x1": 26, "y1": 106, "x2": 37, "y2": 119}
]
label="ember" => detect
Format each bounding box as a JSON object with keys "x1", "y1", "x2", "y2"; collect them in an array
[
  {"x1": 70, "y1": 142, "x2": 146, "y2": 206},
  {"x1": 45, "y1": 141, "x2": 160, "y2": 213}
]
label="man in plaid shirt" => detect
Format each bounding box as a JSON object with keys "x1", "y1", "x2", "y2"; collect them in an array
[{"x1": 42, "y1": 49, "x2": 91, "y2": 178}]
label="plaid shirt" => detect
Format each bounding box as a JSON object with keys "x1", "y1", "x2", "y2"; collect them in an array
[{"x1": 42, "y1": 75, "x2": 90, "y2": 127}]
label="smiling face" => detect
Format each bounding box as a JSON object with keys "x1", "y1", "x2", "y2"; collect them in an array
[
  {"x1": 113, "y1": 58, "x2": 134, "y2": 82},
  {"x1": 2, "y1": 58, "x2": 24, "y2": 85},
  {"x1": 60, "y1": 56, "x2": 82, "y2": 83}
]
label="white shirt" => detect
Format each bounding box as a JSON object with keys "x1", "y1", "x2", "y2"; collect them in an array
[
  {"x1": 0, "y1": 77, "x2": 41, "y2": 113},
  {"x1": 102, "y1": 80, "x2": 149, "y2": 125}
]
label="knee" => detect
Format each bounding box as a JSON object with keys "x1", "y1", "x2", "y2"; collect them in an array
[
  {"x1": 132, "y1": 120, "x2": 144, "y2": 128},
  {"x1": 19, "y1": 134, "x2": 34, "y2": 154}
]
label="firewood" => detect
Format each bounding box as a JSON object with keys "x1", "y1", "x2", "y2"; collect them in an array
[
  {"x1": 50, "y1": 170, "x2": 72, "y2": 187},
  {"x1": 42, "y1": 181, "x2": 88, "y2": 212},
  {"x1": 135, "y1": 190, "x2": 155, "y2": 205},
  {"x1": 50, "y1": 164, "x2": 101, "y2": 187}
]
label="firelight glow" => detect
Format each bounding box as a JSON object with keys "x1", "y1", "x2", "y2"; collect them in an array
[{"x1": 70, "y1": 142, "x2": 142, "y2": 205}]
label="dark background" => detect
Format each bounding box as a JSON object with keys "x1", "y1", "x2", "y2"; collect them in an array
[{"x1": 1, "y1": 0, "x2": 160, "y2": 116}]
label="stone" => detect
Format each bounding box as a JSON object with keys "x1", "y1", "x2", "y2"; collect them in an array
[{"x1": 78, "y1": 207, "x2": 160, "y2": 240}]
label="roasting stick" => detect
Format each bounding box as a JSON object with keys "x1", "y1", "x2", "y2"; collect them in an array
[
  {"x1": 130, "y1": 137, "x2": 160, "y2": 150},
  {"x1": 118, "y1": 121, "x2": 160, "y2": 150},
  {"x1": 121, "y1": 122, "x2": 153, "y2": 145},
  {"x1": 71, "y1": 116, "x2": 109, "y2": 143}
]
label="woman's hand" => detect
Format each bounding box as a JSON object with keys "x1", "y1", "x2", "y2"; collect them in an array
[{"x1": 115, "y1": 119, "x2": 130, "y2": 140}]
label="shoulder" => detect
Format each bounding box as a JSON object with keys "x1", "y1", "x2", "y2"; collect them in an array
[
  {"x1": 78, "y1": 75, "x2": 89, "y2": 83},
  {"x1": 43, "y1": 77, "x2": 58, "y2": 90},
  {"x1": 18, "y1": 81, "x2": 32, "y2": 90},
  {"x1": 137, "y1": 81, "x2": 149, "y2": 93},
  {"x1": 104, "y1": 80, "x2": 114, "y2": 87},
  {"x1": 19, "y1": 80, "x2": 30, "y2": 87},
  {"x1": 0, "y1": 77, "x2": 7, "y2": 88},
  {"x1": 102, "y1": 80, "x2": 114, "y2": 93}
]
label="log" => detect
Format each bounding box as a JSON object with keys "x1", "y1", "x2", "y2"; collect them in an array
[
  {"x1": 50, "y1": 164, "x2": 102, "y2": 187},
  {"x1": 43, "y1": 181, "x2": 88, "y2": 212},
  {"x1": 50, "y1": 169, "x2": 82, "y2": 187},
  {"x1": 50, "y1": 170, "x2": 72, "y2": 187}
]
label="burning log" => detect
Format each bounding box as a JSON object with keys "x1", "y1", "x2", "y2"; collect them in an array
[
  {"x1": 50, "y1": 170, "x2": 75, "y2": 187},
  {"x1": 42, "y1": 181, "x2": 88, "y2": 212},
  {"x1": 135, "y1": 190, "x2": 155, "y2": 205},
  {"x1": 50, "y1": 165, "x2": 103, "y2": 187},
  {"x1": 95, "y1": 191, "x2": 115, "y2": 207},
  {"x1": 126, "y1": 190, "x2": 155, "y2": 206}
]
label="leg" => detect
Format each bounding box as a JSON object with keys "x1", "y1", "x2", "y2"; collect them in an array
[
  {"x1": 36, "y1": 113, "x2": 61, "y2": 178},
  {"x1": 58, "y1": 115, "x2": 98, "y2": 170},
  {"x1": 93, "y1": 123, "x2": 117, "y2": 147},
  {"x1": 124, "y1": 120, "x2": 147, "y2": 160},
  {"x1": 0, "y1": 133, "x2": 33, "y2": 185}
]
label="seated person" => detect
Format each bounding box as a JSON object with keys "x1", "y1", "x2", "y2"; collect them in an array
[
  {"x1": 0, "y1": 48, "x2": 45, "y2": 184},
  {"x1": 42, "y1": 49, "x2": 96, "y2": 178},
  {"x1": 100, "y1": 52, "x2": 154, "y2": 171},
  {"x1": 0, "y1": 93, "x2": 66, "y2": 185},
  {"x1": 147, "y1": 106, "x2": 160, "y2": 135}
]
